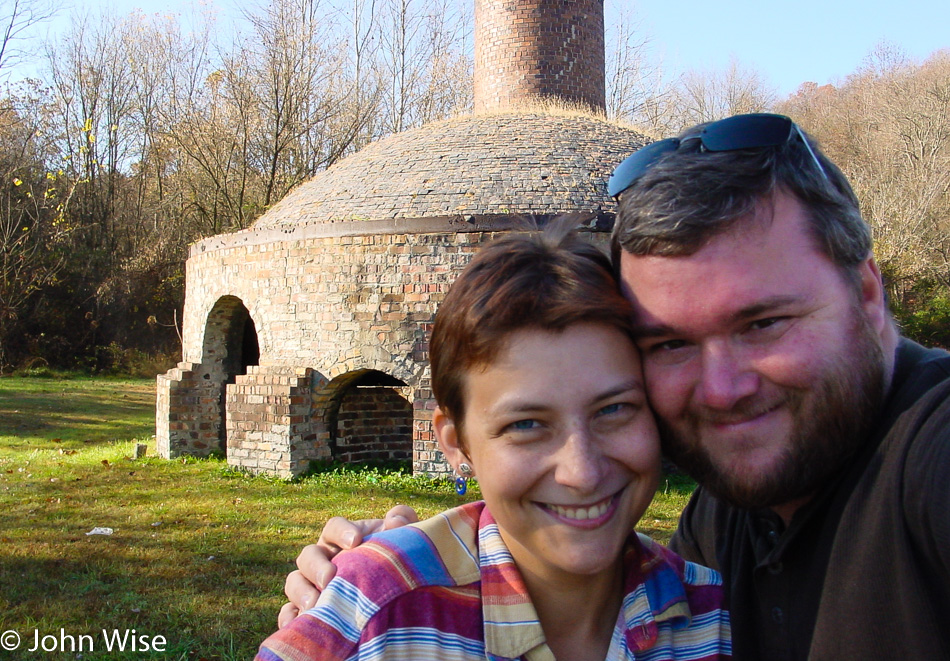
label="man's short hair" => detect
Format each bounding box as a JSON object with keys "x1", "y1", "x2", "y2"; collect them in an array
[{"x1": 611, "y1": 123, "x2": 872, "y2": 282}]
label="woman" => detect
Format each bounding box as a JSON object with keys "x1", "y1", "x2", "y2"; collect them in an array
[{"x1": 257, "y1": 229, "x2": 730, "y2": 660}]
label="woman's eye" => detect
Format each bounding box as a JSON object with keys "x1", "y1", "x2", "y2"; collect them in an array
[
  {"x1": 598, "y1": 403, "x2": 625, "y2": 416},
  {"x1": 509, "y1": 419, "x2": 539, "y2": 431}
]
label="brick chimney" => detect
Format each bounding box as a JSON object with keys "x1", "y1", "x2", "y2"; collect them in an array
[{"x1": 474, "y1": 0, "x2": 606, "y2": 114}]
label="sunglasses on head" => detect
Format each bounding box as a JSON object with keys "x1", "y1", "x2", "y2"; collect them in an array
[{"x1": 607, "y1": 113, "x2": 828, "y2": 199}]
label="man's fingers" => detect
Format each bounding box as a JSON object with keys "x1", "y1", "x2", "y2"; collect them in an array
[
  {"x1": 293, "y1": 542, "x2": 339, "y2": 592},
  {"x1": 319, "y1": 516, "x2": 369, "y2": 551},
  {"x1": 285, "y1": 568, "x2": 321, "y2": 612},
  {"x1": 277, "y1": 602, "x2": 300, "y2": 629},
  {"x1": 288, "y1": 509, "x2": 420, "y2": 611},
  {"x1": 382, "y1": 505, "x2": 420, "y2": 530},
  {"x1": 280, "y1": 510, "x2": 420, "y2": 625}
]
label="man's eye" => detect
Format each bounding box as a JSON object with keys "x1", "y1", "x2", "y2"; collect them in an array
[
  {"x1": 749, "y1": 317, "x2": 784, "y2": 331},
  {"x1": 509, "y1": 419, "x2": 539, "y2": 431},
  {"x1": 653, "y1": 339, "x2": 687, "y2": 352}
]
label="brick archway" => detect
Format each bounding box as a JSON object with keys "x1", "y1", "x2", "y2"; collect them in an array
[
  {"x1": 157, "y1": 296, "x2": 262, "y2": 459},
  {"x1": 202, "y1": 296, "x2": 260, "y2": 452},
  {"x1": 314, "y1": 369, "x2": 413, "y2": 464}
]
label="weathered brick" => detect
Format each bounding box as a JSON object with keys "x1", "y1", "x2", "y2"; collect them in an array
[{"x1": 154, "y1": 0, "x2": 646, "y2": 479}]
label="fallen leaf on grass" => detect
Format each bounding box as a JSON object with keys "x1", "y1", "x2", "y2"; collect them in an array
[
  {"x1": 101, "y1": 459, "x2": 111, "y2": 468},
  {"x1": 86, "y1": 527, "x2": 114, "y2": 536},
  {"x1": 59, "y1": 449, "x2": 77, "y2": 455}
]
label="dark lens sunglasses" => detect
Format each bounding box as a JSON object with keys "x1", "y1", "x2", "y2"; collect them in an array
[{"x1": 607, "y1": 113, "x2": 828, "y2": 199}]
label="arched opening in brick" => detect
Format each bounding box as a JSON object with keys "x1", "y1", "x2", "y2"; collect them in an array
[
  {"x1": 202, "y1": 296, "x2": 261, "y2": 452},
  {"x1": 321, "y1": 370, "x2": 413, "y2": 464}
]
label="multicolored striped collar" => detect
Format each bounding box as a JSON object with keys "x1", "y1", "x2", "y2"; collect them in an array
[{"x1": 395, "y1": 501, "x2": 701, "y2": 660}]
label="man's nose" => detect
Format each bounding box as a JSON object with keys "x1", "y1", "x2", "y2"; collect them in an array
[{"x1": 696, "y1": 341, "x2": 760, "y2": 410}]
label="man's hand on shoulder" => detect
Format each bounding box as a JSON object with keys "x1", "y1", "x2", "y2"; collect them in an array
[{"x1": 278, "y1": 505, "x2": 419, "y2": 628}]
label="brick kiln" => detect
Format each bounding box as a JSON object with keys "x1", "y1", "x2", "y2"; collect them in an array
[{"x1": 156, "y1": 0, "x2": 649, "y2": 477}]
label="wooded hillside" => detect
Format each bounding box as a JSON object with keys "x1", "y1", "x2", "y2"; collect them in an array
[{"x1": 2, "y1": 0, "x2": 949, "y2": 371}]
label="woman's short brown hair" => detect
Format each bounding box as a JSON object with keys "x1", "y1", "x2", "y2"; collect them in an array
[{"x1": 430, "y1": 225, "x2": 635, "y2": 431}]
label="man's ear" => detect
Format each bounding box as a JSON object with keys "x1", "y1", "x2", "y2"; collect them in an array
[
  {"x1": 857, "y1": 255, "x2": 888, "y2": 335},
  {"x1": 434, "y1": 406, "x2": 470, "y2": 472}
]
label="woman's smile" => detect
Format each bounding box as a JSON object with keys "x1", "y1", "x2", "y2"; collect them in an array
[
  {"x1": 538, "y1": 491, "x2": 621, "y2": 528},
  {"x1": 439, "y1": 323, "x2": 661, "y2": 583}
]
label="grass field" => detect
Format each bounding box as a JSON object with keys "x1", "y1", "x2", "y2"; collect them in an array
[{"x1": 0, "y1": 374, "x2": 695, "y2": 659}]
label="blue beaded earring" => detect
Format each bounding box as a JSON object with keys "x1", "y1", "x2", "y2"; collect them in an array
[{"x1": 455, "y1": 462, "x2": 473, "y2": 495}]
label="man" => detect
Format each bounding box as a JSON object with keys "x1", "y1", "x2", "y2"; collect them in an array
[{"x1": 280, "y1": 114, "x2": 950, "y2": 660}]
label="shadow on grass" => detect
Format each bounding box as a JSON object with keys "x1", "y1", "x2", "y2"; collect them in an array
[
  {"x1": 0, "y1": 547, "x2": 282, "y2": 660},
  {"x1": 0, "y1": 452, "x2": 476, "y2": 659},
  {"x1": 0, "y1": 376, "x2": 697, "y2": 659},
  {"x1": 0, "y1": 379, "x2": 155, "y2": 451}
]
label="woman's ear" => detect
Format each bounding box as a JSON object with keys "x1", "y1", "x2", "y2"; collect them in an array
[{"x1": 434, "y1": 406, "x2": 470, "y2": 472}]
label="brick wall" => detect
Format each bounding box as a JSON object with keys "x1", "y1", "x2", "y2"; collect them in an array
[
  {"x1": 155, "y1": 110, "x2": 642, "y2": 478},
  {"x1": 155, "y1": 362, "x2": 224, "y2": 458},
  {"x1": 334, "y1": 386, "x2": 413, "y2": 463},
  {"x1": 474, "y1": 0, "x2": 606, "y2": 113},
  {"x1": 158, "y1": 230, "x2": 502, "y2": 476},
  {"x1": 225, "y1": 366, "x2": 324, "y2": 475},
  {"x1": 156, "y1": 226, "x2": 610, "y2": 477}
]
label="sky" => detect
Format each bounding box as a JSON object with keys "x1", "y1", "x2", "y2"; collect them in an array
[
  {"x1": 633, "y1": 0, "x2": 950, "y2": 96},
  {"x1": 16, "y1": 0, "x2": 950, "y2": 98}
]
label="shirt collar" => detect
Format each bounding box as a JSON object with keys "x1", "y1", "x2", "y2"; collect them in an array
[
  {"x1": 620, "y1": 533, "x2": 695, "y2": 652},
  {"x1": 477, "y1": 505, "x2": 695, "y2": 659},
  {"x1": 477, "y1": 507, "x2": 549, "y2": 660}
]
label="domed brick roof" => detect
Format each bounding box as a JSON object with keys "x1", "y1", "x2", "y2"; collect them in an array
[{"x1": 253, "y1": 111, "x2": 649, "y2": 229}]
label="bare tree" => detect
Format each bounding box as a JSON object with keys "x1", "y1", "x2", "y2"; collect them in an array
[
  {"x1": 0, "y1": 0, "x2": 480, "y2": 366},
  {"x1": 665, "y1": 57, "x2": 776, "y2": 131},
  {"x1": 376, "y1": 0, "x2": 471, "y2": 134},
  {"x1": 45, "y1": 13, "x2": 133, "y2": 263},
  {"x1": 780, "y1": 46, "x2": 950, "y2": 306},
  {"x1": 0, "y1": 81, "x2": 70, "y2": 367},
  {"x1": 243, "y1": 0, "x2": 339, "y2": 206},
  {"x1": 0, "y1": 0, "x2": 57, "y2": 78},
  {"x1": 604, "y1": 0, "x2": 672, "y2": 132},
  {"x1": 409, "y1": 0, "x2": 472, "y2": 125}
]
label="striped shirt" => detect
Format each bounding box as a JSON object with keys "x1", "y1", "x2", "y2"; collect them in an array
[{"x1": 258, "y1": 501, "x2": 731, "y2": 660}]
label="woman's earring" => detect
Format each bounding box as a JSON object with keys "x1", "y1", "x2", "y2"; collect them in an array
[{"x1": 455, "y1": 462, "x2": 473, "y2": 495}]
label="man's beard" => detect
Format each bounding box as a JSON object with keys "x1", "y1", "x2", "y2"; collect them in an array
[{"x1": 659, "y1": 307, "x2": 888, "y2": 511}]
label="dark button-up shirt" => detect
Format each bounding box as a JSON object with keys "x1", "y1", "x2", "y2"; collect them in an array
[{"x1": 669, "y1": 339, "x2": 950, "y2": 660}]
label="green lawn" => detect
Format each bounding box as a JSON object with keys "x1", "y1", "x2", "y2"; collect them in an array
[{"x1": 0, "y1": 374, "x2": 694, "y2": 659}]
